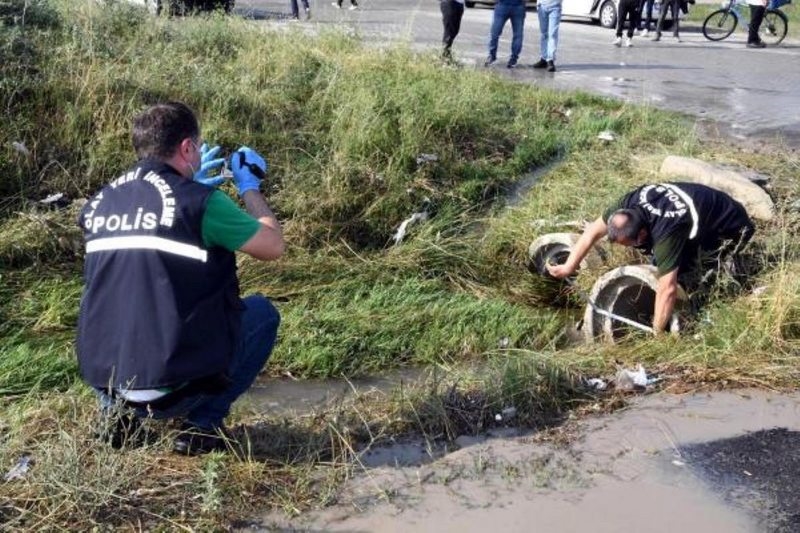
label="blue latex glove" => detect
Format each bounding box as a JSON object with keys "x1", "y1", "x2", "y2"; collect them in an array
[
  {"x1": 193, "y1": 143, "x2": 226, "y2": 187},
  {"x1": 230, "y1": 146, "x2": 268, "y2": 196}
]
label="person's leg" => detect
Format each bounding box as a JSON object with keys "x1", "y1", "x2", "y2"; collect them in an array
[
  {"x1": 442, "y1": 0, "x2": 455, "y2": 55},
  {"x1": 671, "y1": 0, "x2": 680, "y2": 36},
  {"x1": 629, "y1": 0, "x2": 640, "y2": 37},
  {"x1": 451, "y1": 1, "x2": 465, "y2": 44},
  {"x1": 748, "y1": 4, "x2": 766, "y2": 44},
  {"x1": 538, "y1": 5, "x2": 549, "y2": 61},
  {"x1": 653, "y1": 0, "x2": 668, "y2": 38},
  {"x1": 488, "y1": 2, "x2": 510, "y2": 62},
  {"x1": 185, "y1": 294, "x2": 280, "y2": 430},
  {"x1": 290, "y1": 0, "x2": 299, "y2": 18},
  {"x1": 643, "y1": 0, "x2": 655, "y2": 30},
  {"x1": 547, "y1": 3, "x2": 561, "y2": 61},
  {"x1": 616, "y1": 0, "x2": 627, "y2": 37},
  {"x1": 508, "y1": 1, "x2": 526, "y2": 64}
]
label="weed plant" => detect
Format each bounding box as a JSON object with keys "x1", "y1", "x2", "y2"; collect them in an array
[{"x1": 0, "y1": 0, "x2": 799, "y2": 529}]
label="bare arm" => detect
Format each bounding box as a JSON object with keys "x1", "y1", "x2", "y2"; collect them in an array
[
  {"x1": 653, "y1": 269, "x2": 679, "y2": 334},
  {"x1": 238, "y1": 190, "x2": 285, "y2": 261},
  {"x1": 546, "y1": 217, "x2": 607, "y2": 279}
]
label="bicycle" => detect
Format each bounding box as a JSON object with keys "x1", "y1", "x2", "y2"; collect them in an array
[{"x1": 702, "y1": 0, "x2": 790, "y2": 45}]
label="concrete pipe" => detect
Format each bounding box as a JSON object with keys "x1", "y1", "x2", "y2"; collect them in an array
[
  {"x1": 528, "y1": 232, "x2": 605, "y2": 276},
  {"x1": 659, "y1": 155, "x2": 774, "y2": 221},
  {"x1": 582, "y1": 265, "x2": 687, "y2": 343}
]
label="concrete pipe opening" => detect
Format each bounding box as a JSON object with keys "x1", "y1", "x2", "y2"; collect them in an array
[
  {"x1": 528, "y1": 233, "x2": 604, "y2": 277},
  {"x1": 583, "y1": 265, "x2": 686, "y2": 343}
]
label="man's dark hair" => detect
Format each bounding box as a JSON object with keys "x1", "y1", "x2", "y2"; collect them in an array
[
  {"x1": 132, "y1": 102, "x2": 199, "y2": 160},
  {"x1": 606, "y1": 208, "x2": 646, "y2": 243}
]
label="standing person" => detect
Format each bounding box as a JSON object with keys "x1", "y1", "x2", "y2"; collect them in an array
[
  {"x1": 532, "y1": 0, "x2": 561, "y2": 72},
  {"x1": 638, "y1": 0, "x2": 656, "y2": 35},
  {"x1": 746, "y1": 0, "x2": 768, "y2": 47},
  {"x1": 614, "y1": 0, "x2": 640, "y2": 46},
  {"x1": 547, "y1": 183, "x2": 754, "y2": 334},
  {"x1": 485, "y1": 0, "x2": 527, "y2": 69},
  {"x1": 290, "y1": 0, "x2": 310, "y2": 19},
  {"x1": 441, "y1": 0, "x2": 466, "y2": 61},
  {"x1": 77, "y1": 102, "x2": 285, "y2": 455},
  {"x1": 652, "y1": 0, "x2": 681, "y2": 41},
  {"x1": 332, "y1": 0, "x2": 358, "y2": 9}
]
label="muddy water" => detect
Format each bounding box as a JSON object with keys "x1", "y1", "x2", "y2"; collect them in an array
[
  {"x1": 259, "y1": 390, "x2": 800, "y2": 532},
  {"x1": 245, "y1": 368, "x2": 427, "y2": 416}
]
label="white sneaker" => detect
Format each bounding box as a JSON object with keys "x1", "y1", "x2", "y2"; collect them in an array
[
  {"x1": 624, "y1": 37, "x2": 633, "y2": 47},
  {"x1": 641, "y1": 29, "x2": 649, "y2": 37},
  {"x1": 348, "y1": 4, "x2": 358, "y2": 9},
  {"x1": 332, "y1": 2, "x2": 341, "y2": 7},
  {"x1": 613, "y1": 36, "x2": 622, "y2": 47}
]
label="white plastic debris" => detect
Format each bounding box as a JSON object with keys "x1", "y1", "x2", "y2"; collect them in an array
[
  {"x1": 11, "y1": 141, "x2": 30, "y2": 156},
  {"x1": 39, "y1": 192, "x2": 65, "y2": 205},
  {"x1": 4, "y1": 454, "x2": 32, "y2": 482},
  {"x1": 494, "y1": 413, "x2": 503, "y2": 422},
  {"x1": 597, "y1": 130, "x2": 616, "y2": 142},
  {"x1": 501, "y1": 407, "x2": 517, "y2": 419},
  {"x1": 415, "y1": 153, "x2": 439, "y2": 165},
  {"x1": 392, "y1": 211, "x2": 429, "y2": 244},
  {"x1": 672, "y1": 460, "x2": 685, "y2": 467},
  {"x1": 616, "y1": 364, "x2": 660, "y2": 391},
  {"x1": 752, "y1": 285, "x2": 768, "y2": 296},
  {"x1": 586, "y1": 378, "x2": 608, "y2": 391}
]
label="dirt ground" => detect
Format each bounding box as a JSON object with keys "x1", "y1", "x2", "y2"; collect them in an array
[{"x1": 252, "y1": 389, "x2": 800, "y2": 532}]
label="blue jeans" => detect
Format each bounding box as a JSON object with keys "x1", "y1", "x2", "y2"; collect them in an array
[
  {"x1": 537, "y1": 1, "x2": 561, "y2": 62},
  {"x1": 488, "y1": 0, "x2": 526, "y2": 62},
  {"x1": 98, "y1": 294, "x2": 280, "y2": 430}
]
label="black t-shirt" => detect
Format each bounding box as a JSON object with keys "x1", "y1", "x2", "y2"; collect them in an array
[{"x1": 603, "y1": 182, "x2": 753, "y2": 275}]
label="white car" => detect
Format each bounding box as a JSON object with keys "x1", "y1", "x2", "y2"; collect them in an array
[{"x1": 561, "y1": 0, "x2": 680, "y2": 29}]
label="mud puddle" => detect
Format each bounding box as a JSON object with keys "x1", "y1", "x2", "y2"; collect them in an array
[{"x1": 256, "y1": 389, "x2": 800, "y2": 532}]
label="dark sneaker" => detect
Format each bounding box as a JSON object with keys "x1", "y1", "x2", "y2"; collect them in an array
[
  {"x1": 173, "y1": 423, "x2": 234, "y2": 456},
  {"x1": 484, "y1": 55, "x2": 496, "y2": 67},
  {"x1": 652, "y1": 33, "x2": 661, "y2": 42},
  {"x1": 532, "y1": 58, "x2": 548, "y2": 69},
  {"x1": 547, "y1": 60, "x2": 556, "y2": 72},
  {"x1": 506, "y1": 59, "x2": 518, "y2": 69},
  {"x1": 747, "y1": 41, "x2": 766, "y2": 48}
]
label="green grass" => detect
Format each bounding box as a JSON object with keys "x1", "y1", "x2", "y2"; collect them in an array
[{"x1": 1, "y1": 0, "x2": 799, "y2": 529}]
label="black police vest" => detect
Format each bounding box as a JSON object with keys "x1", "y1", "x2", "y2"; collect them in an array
[
  {"x1": 618, "y1": 182, "x2": 752, "y2": 251},
  {"x1": 76, "y1": 159, "x2": 242, "y2": 390}
]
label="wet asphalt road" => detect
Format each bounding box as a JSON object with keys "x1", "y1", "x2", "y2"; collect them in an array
[{"x1": 234, "y1": 0, "x2": 800, "y2": 147}]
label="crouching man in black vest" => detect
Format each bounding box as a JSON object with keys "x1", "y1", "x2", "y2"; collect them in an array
[
  {"x1": 77, "y1": 102, "x2": 285, "y2": 455},
  {"x1": 547, "y1": 182, "x2": 754, "y2": 335}
]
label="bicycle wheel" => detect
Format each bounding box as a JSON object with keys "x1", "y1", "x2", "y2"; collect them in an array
[
  {"x1": 703, "y1": 9, "x2": 738, "y2": 41},
  {"x1": 759, "y1": 9, "x2": 788, "y2": 45}
]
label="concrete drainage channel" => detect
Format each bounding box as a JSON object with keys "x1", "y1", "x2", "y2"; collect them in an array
[{"x1": 528, "y1": 156, "x2": 773, "y2": 344}]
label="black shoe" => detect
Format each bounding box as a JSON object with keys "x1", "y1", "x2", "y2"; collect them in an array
[
  {"x1": 506, "y1": 59, "x2": 518, "y2": 69},
  {"x1": 173, "y1": 423, "x2": 233, "y2": 456},
  {"x1": 484, "y1": 55, "x2": 496, "y2": 67},
  {"x1": 547, "y1": 60, "x2": 556, "y2": 72},
  {"x1": 532, "y1": 58, "x2": 548, "y2": 69},
  {"x1": 652, "y1": 33, "x2": 661, "y2": 42},
  {"x1": 747, "y1": 41, "x2": 766, "y2": 48}
]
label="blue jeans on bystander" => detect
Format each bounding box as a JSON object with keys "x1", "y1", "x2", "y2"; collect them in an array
[
  {"x1": 488, "y1": 0, "x2": 527, "y2": 63},
  {"x1": 97, "y1": 294, "x2": 280, "y2": 431},
  {"x1": 537, "y1": 0, "x2": 562, "y2": 62}
]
